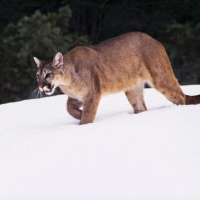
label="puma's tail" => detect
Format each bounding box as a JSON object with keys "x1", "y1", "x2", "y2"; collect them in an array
[{"x1": 185, "y1": 94, "x2": 200, "y2": 105}]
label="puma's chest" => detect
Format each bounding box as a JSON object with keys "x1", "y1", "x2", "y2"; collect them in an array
[{"x1": 59, "y1": 85, "x2": 88, "y2": 101}]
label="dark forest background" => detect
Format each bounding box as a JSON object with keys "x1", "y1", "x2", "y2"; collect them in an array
[{"x1": 0, "y1": 0, "x2": 200, "y2": 104}]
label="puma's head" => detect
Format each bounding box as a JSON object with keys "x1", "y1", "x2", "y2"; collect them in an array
[{"x1": 34, "y1": 52, "x2": 64, "y2": 95}]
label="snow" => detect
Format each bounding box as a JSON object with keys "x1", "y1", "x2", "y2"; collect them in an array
[{"x1": 0, "y1": 85, "x2": 200, "y2": 200}]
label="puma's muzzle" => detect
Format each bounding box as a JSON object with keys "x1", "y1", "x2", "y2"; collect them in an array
[
  {"x1": 38, "y1": 83, "x2": 55, "y2": 94},
  {"x1": 45, "y1": 84, "x2": 56, "y2": 95}
]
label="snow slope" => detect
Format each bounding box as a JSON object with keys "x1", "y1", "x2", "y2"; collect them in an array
[{"x1": 0, "y1": 85, "x2": 200, "y2": 200}]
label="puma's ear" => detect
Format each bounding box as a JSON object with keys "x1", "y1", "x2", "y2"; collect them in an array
[
  {"x1": 53, "y1": 52, "x2": 63, "y2": 68},
  {"x1": 33, "y1": 57, "x2": 41, "y2": 68}
]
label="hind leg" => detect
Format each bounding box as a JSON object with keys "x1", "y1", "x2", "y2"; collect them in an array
[
  {"x1": 145, "y1": 43, "x2": 186, "y2": 105},
  {"x1": 125, "y1": 83, "x2": 147, "y2": 114},
  {"x1": 150, "y1": 77, "x2": 185, "y2": 105}
]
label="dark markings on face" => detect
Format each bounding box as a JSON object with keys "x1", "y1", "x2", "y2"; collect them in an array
[{"x1": 36, "y1": 60, "x2": 55, "y2": 88}]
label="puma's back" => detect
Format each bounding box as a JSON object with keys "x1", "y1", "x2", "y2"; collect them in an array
[{"x1": 34, "y1": 32, "x2": 200, "y2": 124}]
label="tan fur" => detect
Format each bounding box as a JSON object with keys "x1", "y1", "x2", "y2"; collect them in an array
[{"x1": 34, "y1": 32, "x2": 200, "y2": 125}]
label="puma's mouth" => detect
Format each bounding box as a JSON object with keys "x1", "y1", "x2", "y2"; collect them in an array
[
  {"x1": 45, "y1": 85, "x2": 55, "y2": 95},
  {"x1": 38, "y1": 84, "x2": 56, "y2": 95}
]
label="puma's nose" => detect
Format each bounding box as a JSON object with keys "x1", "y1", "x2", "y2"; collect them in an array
[{"x1": 38, "y1": 84, "x2": 44, "y2": 91}]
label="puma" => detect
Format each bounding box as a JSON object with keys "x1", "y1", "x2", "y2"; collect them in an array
[{"x1": 34, "y1": 32, "x2": 200, "y2": 125}]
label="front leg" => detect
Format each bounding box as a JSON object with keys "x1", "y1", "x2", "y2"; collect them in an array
[
  {"x1": 80, "y1": 95, "x2": 101, "y2": 125},
  {"x1": 67, "y1": 97, "x2": 83, "y2": 119}
]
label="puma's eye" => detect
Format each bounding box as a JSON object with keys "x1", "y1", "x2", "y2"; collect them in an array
[{"x1": 45, "y1": 73, "x2": 52, "y2": 79}]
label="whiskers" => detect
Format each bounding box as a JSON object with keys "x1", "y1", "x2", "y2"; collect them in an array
[
  {"x1": 32, "y1": 88, "x2": 63, "y2": 99},
  {"x1": 53, "y1": 88, "x2": 63, "y2": 96},
  {"x1": 32, "y1": 88, "x2": 44, "y2": 98}
]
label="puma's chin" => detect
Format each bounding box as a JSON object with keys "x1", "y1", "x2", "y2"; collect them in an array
[{"x1": 45, "y1": 91, "x2": 53, "y2": 95}]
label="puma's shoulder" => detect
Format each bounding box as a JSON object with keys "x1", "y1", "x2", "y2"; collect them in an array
[{"x1": 66, "y1": 46, "x2": 97, "y2": 60}]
